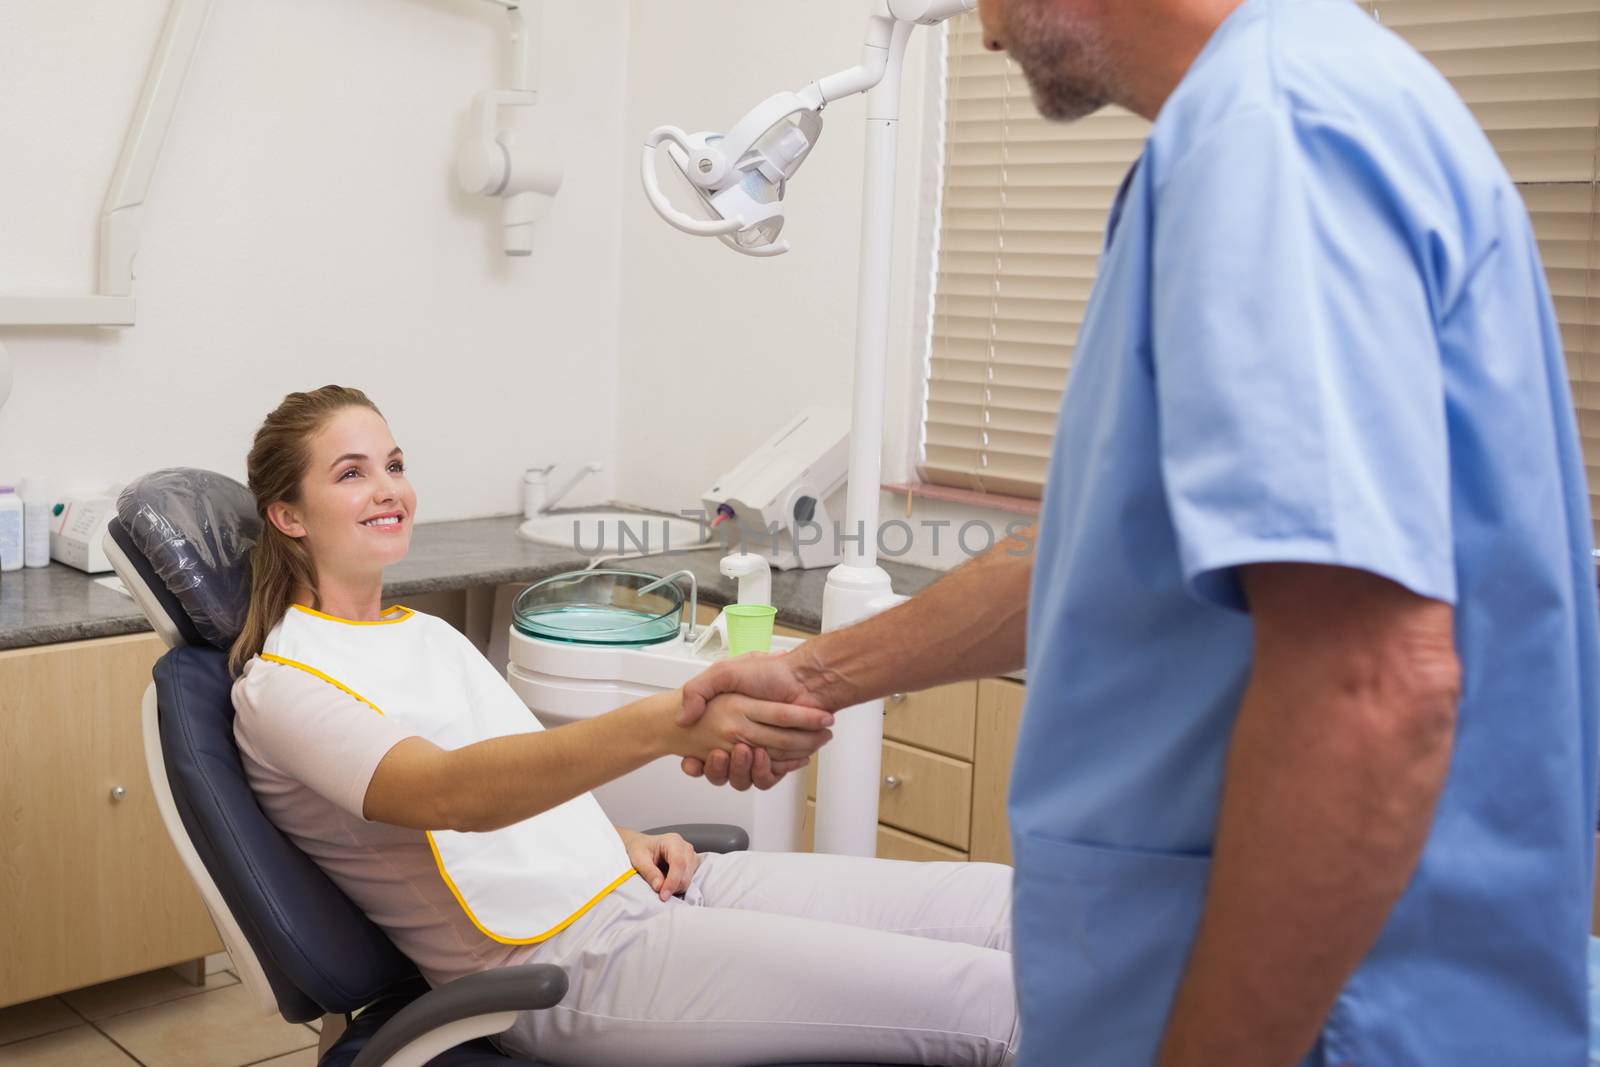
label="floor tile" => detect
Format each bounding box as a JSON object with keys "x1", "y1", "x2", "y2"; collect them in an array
[
  {"x1": 61, "y1": 966, "x2": 239, "y2": 1022},
  {"x1": 0, "y1": 997, "x2": 80, "y2": 1047},
  {"x1": 242, "y1": 1048, "x2": 318, "y2": 1067},
  {"x1": 95, "y1": 982, "x2": 317, "y2": 1067},
  {"x1": 0, "y1": 1025, "x2": 138, "y2": 1065}
]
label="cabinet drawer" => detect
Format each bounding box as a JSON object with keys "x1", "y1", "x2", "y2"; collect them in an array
[
  {"x1": 884, "y1": 682, "x2": 977, "y2": 760},
  {"x1": 879, "y1": 741, "x2": 972, "y2": 850},
  {"x1": 876, "y1": 823, "x2": 968, "y2": 863},
  {"x1": 800, "y1": 801, "x2": 968, "y2": 862},
  {"x1": 807, "y1": 742, "x2": 973, "y2": 851}
]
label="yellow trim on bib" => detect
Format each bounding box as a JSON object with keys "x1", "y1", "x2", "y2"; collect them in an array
[
  {"x1": 291, "y1": 604, "x2": 415, "y2": 626},
  {"x1": 259, "y1": 654, "x2": 387, "y2": 717},
  {"x1": 423, "y1": 832, "x2": 638, "y2": 946}
]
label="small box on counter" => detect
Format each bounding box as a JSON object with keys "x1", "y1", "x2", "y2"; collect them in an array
[{"x1": 50, "y1": 497, "x2": 116, "y2": 574}]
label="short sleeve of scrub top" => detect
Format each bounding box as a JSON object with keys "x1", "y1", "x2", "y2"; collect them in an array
[{"x1": 1150, "y1": 106, "x2": 1458, "y2": 611}]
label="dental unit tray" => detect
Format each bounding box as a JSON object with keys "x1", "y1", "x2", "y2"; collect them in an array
[{"x1": 511, "y1": 569, "x2": 699, "y2": 647}]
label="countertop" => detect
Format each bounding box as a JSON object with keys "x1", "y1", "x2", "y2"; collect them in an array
[{"x1": 0, "y1": 514, "x2": 947, "y2": 652}]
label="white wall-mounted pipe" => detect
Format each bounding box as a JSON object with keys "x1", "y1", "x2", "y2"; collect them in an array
[
  {"x1": 813, "y1": 16, "x2": 916, "y2": 859},
  {"x1": 0, "y1": 0, "x2": 543, "y2": 326},
  {"x1": 0, "y1": 0, "x2": 213, "y2": 327}
]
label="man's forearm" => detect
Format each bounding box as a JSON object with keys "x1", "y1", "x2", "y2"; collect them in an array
[
  {"x1": 790, "y1": 523, "x2": 1035, "y2": 708},
  {"x1": 1156, "y1": 577, "x2": 1458, "y2": 1066}
]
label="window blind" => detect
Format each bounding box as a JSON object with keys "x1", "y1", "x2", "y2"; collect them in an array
[
  {"x1": 1363, "y1": 0, "x2": 1600, "y2": 537},
  {"x1": 921, "y1": 16, "x2": 1149, "y2": 497},
  {"x1": 923, "y1": 3, "x2": 1600, "y2": 531}
]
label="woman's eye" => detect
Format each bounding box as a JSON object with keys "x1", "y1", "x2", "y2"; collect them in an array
[
  {"x1": 339, "y1": 467, "x2": 360, "y2": 480},
  {"x1": 388, "y1": 462, "x2": 405, "y2": 474}
]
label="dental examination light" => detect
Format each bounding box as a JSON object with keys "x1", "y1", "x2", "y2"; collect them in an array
[
  {"x1": 457, "y1": 0, "x2": 563, "y2": 256},
  {"x1": 641, "y1": 0, "x2": 977, "y2": 857}
]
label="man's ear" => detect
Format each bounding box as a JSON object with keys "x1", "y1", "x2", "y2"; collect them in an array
[{"x1": 266, "y1": 500, "x2": 307, "y2": 540}]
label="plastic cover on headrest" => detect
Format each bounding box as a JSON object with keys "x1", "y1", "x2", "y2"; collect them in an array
[{"x1": 117, "y1": 469, "x2": 259, "y2": 650}]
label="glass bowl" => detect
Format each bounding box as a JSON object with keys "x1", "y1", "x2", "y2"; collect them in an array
[{"x1": 512, "y1": 569, "x2": 684, "y2": 646}]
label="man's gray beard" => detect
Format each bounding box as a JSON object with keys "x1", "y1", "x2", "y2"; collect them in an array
[{"x1": 1004, "y1": 3, "x2": 1118, "y2": 122}]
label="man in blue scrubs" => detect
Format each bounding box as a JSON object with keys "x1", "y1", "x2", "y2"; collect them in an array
[{"x1": 681, "y1": 0, "x2": 1600, "y2": 1062}]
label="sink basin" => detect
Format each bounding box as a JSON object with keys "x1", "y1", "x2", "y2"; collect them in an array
[{"x1": 517, "y1": 511, "x2": 708, "y2": 555}]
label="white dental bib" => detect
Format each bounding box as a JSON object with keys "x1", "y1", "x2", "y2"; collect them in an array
[{"x1": 262, "y1": 604, "x2": 635, "y2": 944}]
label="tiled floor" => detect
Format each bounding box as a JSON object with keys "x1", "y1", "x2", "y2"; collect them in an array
[{"x1": 0, "y1": 956, "x2": 321, "y2": 1067}]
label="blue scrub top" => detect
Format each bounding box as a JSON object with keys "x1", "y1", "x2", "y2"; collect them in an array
[{"x1": 1013, "y1": 0, "x2": 1600, "y2": 1063}]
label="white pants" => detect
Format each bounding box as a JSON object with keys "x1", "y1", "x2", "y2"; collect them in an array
[{"x1": 496, "y1": 850, "x2": 1018, "y2": 1067}]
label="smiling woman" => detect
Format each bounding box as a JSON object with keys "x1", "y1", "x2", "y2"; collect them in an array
[
  {"x1": 217, "y1": 385, "x2": 1021, "y2": 1067},
  {"x1": 228, "y1": 385, "x2": 410, "y2": 675}
]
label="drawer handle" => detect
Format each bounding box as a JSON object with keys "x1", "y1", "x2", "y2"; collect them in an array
[
  {"x1": 889, "y1": 692, "x2": 907, "y2": 704},
  {"x1": 109, "y1": 785, "x2": 127, "y2": 803},
  {"x1": 883, "y1": 774, "x2": 903, "y2": 791}
]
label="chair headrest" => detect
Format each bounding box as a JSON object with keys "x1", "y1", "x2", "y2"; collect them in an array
[{"x1": 115, "y1": 469, "x2": 259, "y2": 650}]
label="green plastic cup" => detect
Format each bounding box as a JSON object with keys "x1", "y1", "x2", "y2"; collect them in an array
[{"x1": 724, "y1": 604, "x2": 778, "y2": 656}]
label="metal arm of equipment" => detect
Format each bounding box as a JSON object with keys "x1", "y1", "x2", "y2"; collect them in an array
[
  {"x1": 0, "y1": 0, "x2": 541, "y2": 327},
  {"x1": 638, "y1": 0, "x2": 973, "y2": 259}
]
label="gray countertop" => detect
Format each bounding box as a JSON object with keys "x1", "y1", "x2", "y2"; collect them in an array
[{"x1": 0, "y1": 514, "x2": 947, "y2": 652}]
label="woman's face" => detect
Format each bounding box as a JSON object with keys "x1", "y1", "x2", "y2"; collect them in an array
[{"x1": 268, "y1": 406, "x2": 417, "y2": 580}]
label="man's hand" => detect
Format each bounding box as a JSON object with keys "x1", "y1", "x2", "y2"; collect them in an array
[
  {"x1": 678, "y1": 651, "x2": 831, "y2": 789},
  {"x1": 616, "y1": 827, "x2": 700, "y2": 901},
  {"x1": 678, "y1": 528, "x2": 1033, "y2": 790},
  {"x1": 669, "y1": 682, "x2": 833, "y2": 787}
]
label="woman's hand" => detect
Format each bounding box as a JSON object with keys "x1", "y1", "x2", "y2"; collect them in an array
[
  {"x1": 672, "y1": 686, "x2": 833, "y2": 787},
  {"x1": 617, "y1": 828, "x2": 700, "y2": 901},
  {"x1": 677, "y1": 650, "x2": 835, "y2": 789}
]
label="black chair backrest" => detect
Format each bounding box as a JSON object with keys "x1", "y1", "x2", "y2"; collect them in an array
[
  {"x1": 119, "y1": 469, "x2": 425, "y2": 1022},
  {"x1": 155, "y1": 647, "x2": 421, "y2": 1021}
]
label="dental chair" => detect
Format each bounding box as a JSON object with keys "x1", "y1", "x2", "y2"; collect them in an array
[{"x1": 104, "y1": 468, "x2": 892, "y2": 1067}]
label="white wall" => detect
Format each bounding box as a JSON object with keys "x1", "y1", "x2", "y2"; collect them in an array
[
  {"x1": 614, "y1": 1, "x2": 944, "y2": 523},
  {"x1": 0, "y1": 2, "x2": 1004, "y2": 571},
  {"x1": 0, "y1": 0, "x2": 630, "y2": 520}
]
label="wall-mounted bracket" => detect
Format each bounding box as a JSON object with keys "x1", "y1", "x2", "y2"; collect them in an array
[{"x1": 0, "y1": 0, "x2": 213, "y2": 327}]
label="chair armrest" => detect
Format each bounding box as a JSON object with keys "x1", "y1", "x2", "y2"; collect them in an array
[
  {"x1": 645, "y1": 823, "x2": 750, "y2": 854},
  {"x1": 348, "y1": 964, "x2": 567, "y2": 1067}
]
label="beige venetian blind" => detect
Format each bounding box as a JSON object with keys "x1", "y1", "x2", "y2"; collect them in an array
[
  {"x1": 1364, "y1": 0, "x2": 1600, "y2": 537},
  {"x1": 925, "y1": 2, "x2": 1600, "y2": 521},
  {"x1": 921, "y1": 15, "x2": 1149, "y2": 498}
]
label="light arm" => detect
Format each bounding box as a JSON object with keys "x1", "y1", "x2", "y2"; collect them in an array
[
  {"x1": 638, "y1": 0, "x2": 973, "y2": 257},
  {"x1": 1156, "y1": 564, "x2": 1459, "y2": 1066}
]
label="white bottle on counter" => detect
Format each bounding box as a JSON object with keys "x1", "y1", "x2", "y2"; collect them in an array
[
  {"x1": 0, "y1": 488, "x2": 22, "y2": 572},
  {"x1": 19, "y1": 477, "x2": 52, "y2": 568}
]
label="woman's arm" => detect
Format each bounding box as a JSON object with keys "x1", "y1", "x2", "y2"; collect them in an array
[{"x1": 363, "y1": 689, "x2": 834, "y2": 832}]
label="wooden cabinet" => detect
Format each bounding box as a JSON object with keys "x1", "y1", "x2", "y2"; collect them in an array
[
  {"x1": 971, "y1": 679, "x2": 1027, "y2": 864},
  {"x1": 0, "y1": 633, "x2": 222, "y2": 1008},
  {"x1": 877, "y1": 741, "x2": 973, "y2": 850},
  {"x1": 800, "y1": 801, "x2": 967, "y2": 862},
  {"x1": 800, "y1": 677, "x2": 1026, "y2": 864},
  {"x1": 885, "y1": 685, "x2": 976, "y2": 761}
]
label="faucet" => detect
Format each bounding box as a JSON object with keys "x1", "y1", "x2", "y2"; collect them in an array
[
  {"x1": 523, "y1": 461, "x2": 603, "y2": 517},
  {"x1": 720, "y1": 552, "x2": 772, "y2": 606}
]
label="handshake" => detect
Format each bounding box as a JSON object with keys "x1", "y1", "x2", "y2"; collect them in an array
[{"x1": 670, "y1": 647, "x2": 841, "y2": 791}]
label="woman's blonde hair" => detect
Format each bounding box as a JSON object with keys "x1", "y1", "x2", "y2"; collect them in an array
[{"x1": 228, "y1": 385, "x2": 382, "y2": 675}]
